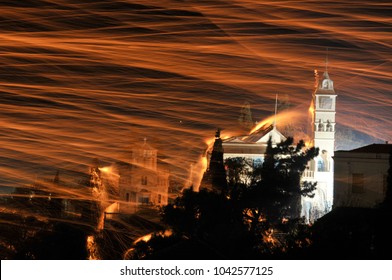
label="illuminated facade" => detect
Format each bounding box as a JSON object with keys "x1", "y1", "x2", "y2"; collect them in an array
[
  {"x1": 222, "y1": 124, "x2": 286, "y2": 164},
  {"x1": 302, "y1": 70, "x2": 337, "y2": 221},
  {"x1": 115, "y1": 139, "x2": 169, "y2": 213}
]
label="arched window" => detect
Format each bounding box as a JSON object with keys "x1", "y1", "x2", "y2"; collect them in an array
[
  {"x1": 322, "y1": 79, "x2": 329, "y2": 89},
  {"x1": 318, "y1": 122, "x2": 324, "y2": 131},
  {"x1": 317, "y1": 158, "x2": 325, "y2": 172},
  {"x1": 326, "y1": 121, "x2": 332, "y2": 132},
  {"x1": 139, "y1": 190, "x2": 150, "y2": 205}
]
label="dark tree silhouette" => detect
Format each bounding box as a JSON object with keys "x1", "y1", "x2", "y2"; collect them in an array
[
  {"x1": 131, "y1": 188, "x2": 252, "y2": 259},
  {"x1": 225, "y1": 157, "x2": 253, "y2": 187},
  {"x1": 242, "y1": 137, "x2": 318, "y2": 232},
  {"x1": 128, "y1": 137, "x2": 318, "y2": 259},
  {"x1": 14, "y1": 222, "x2": 89, "y2": 260},
  {"x1": 201, "y1": 129, "x2": 227, "y2": 194}
]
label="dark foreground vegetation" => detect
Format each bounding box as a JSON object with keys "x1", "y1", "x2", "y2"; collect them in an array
[{"x1": 1, "y1": 133, "x2": 392, "y2": 260}]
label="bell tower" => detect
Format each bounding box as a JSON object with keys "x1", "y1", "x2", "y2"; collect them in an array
[{"x1": 313, "y1": 64, "x2": 337, "y2": 210}]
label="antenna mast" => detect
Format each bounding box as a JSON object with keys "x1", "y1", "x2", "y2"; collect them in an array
[{"x1": 273, "y1": 93, "x2": 278, "y2": 129}]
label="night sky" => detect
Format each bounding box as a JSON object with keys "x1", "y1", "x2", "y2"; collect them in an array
[{"x1": 0, "y1": 0, "x2": 391, "y2": 191}]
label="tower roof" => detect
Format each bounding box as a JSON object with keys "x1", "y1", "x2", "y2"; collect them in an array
[
  {"x1": 132, "y1": 138, "x2": 157, "y2": 151},
  {"x1": 316, "y1": 70, "x2": 335, "y2": 94},
  {"x1": 142, "y1": 140, "x2": 156, "y2": 151}
]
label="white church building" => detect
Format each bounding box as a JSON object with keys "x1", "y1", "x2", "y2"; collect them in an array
[{"x1": 222, "y1": 69, "x2": 337, "y2": 222}]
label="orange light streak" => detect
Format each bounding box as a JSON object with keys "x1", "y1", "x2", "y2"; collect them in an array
[{"x1": 0, "y1": 0, "x2": 390, "y2": 209}]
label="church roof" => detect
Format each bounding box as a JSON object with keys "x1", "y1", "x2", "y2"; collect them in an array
[
  {"x1": 222, "y1": 126, "x2": 287, "y2": 157},
  {"x1": 131, "y1": 138, "x2": 157, "y2": 151},
  {"x1": 223, "y1": 136, "x2": 246, "y2": 143},
  {"x1": 223, "y1": 124, "x2": 286, "y2": 147},
  {"x1": 141, "y1": 141, "x2": 156, "y2": 151},
  {"x1": 244, "y1": 124, "x2": 273, "y2": 143},
  {"x1": 243, "y1": 124, "x2": 286, "y2": 144}
]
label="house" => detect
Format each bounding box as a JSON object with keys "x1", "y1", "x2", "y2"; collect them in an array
[{"x1": 333, "y1": 143, "x2": 391, "y2": 208}]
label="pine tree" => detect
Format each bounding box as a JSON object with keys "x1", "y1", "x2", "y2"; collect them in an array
[{"x1": 244, "y1": 137, "x2": 318, "y2": 229}]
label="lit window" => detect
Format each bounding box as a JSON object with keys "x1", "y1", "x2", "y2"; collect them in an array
[
  {"x1": 317, "y1": 158, "x2": 324, "y2": 171},
  {"x1": 139, "y1": 195, "x2": 150, "y2": 204},
  {"x1": 253, "y1": 158, "x2": 263, "y2": 168},
  {"x1": 143, "y1": 150, "x2": 152, "y2": 158}
]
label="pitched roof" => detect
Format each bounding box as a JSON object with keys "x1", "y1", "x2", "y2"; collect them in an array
[
  {"x1": 244, "y1": 124, "x2": 286, "y2": 144},
  {"x1": 337, "y1": 143, "x2": 392, "y2": 154},
  {"x1": 350, "y1": 143, "x2": 392, "y2": 154},
  {"x1": 131, "y1": 138, "x2": 157, "y2": 151},
  {"x1": 244, "y1": 124, "x2": 274, "y2": 143},
  {"x1": 222, "y1": 136, "x2": 246, "y2": 143}
]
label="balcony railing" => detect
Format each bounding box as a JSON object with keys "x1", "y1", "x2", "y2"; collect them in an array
[{"x1": 302, "y1": 169, "x2": 314, "y2": 179}]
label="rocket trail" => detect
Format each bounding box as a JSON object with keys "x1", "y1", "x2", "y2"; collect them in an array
[{"x1": 0, "y1": 0, "x2": 390, "y2": 192}]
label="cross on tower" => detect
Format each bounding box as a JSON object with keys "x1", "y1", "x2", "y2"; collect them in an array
[{"x1": 325, "y1": 48, "x2": 329, "y2": 73}]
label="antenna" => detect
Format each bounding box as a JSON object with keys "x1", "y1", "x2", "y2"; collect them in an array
[{"x1": 273, "y1": 93, "x2": 278, "y2": 129}]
